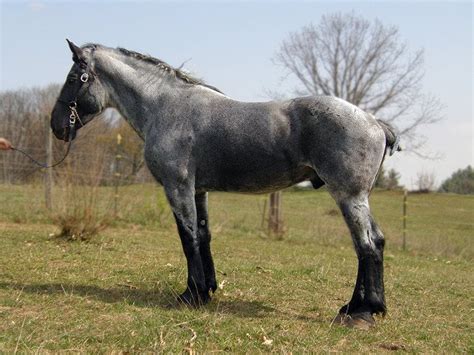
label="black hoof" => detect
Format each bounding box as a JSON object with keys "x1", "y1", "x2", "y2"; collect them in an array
[
  {"x1": 339, "y1": 300, "x2": 386, "y2": 317},
  {"x1": 207, "y1": 279, "x2": 217, "y2": 293},
  {"x1": 177, "y1": 288, "x2": 211, "y2": 307}
]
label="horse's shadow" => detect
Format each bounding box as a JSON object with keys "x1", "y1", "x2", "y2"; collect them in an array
[{"x1": 0, "y1": 282, "x2": 277, "y2": 318}]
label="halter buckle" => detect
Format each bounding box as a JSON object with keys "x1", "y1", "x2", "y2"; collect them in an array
[
  {"x1": 80, "y1": 73, "x2": 89, "y2": 83},
  {"x1": 69, "y1": 112, "x2": 76, "y2": 126}
]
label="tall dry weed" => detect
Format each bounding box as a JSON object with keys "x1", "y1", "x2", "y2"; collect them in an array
[{"x1": 52, "y1": 139, "x2": 114, "y2": 241}]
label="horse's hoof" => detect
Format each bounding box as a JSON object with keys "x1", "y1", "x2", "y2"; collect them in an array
[
  {"x1": 177, "y1": 288, "x2": 210, "y2": 307},
  {"x1": 208, "y1": 280, "x2": 217, "y2": 293},
  {"x1": 333, "y1": 312, "x2": 375, "y2": 330}
]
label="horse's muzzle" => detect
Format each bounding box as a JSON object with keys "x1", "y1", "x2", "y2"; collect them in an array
[{"x1": 52, "y1": 126, "x2": 76, "y2": 142}]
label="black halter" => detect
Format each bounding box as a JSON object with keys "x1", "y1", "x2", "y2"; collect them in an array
[{"x1": 57, "y1": 62, "x2": 95, "y2": 130}]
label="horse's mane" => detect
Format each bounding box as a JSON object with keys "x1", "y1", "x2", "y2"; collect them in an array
[{"x1": 84, "y1": 44, "x2": 223, "y2": 94}]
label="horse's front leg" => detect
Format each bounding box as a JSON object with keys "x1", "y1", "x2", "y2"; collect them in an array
[
  {"x1": 195, "y1": 192, "x2": 217, "y2": 294},
  {"x1": 164, "y1": 182, "x2": 209, "y2": 306}
]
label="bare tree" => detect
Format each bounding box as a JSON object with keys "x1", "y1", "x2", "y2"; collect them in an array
[
  {"x1": 273, "y1": 12, "x2": 443, "y2": 154},
  {"x1": 415, "y1": 170, "x2": 436, "y2": 192}
]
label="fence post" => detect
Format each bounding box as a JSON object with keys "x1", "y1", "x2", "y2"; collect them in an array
[
  {"x1": 402, "y1": 189, "x2": 408, "y2": 250},
  {"x1": 268, "y1": 191, "x2": 283, "y2": 235},
  {"x1": 44, "y1": 115, "x2": 53, "y2": 210},
  {"x1": 114, "y1": 133, "x2": 122, "y2": 216}
]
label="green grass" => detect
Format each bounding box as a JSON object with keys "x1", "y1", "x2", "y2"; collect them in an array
[{"x1": 0, "y1": 185, "x2": 473, "y2": 352}]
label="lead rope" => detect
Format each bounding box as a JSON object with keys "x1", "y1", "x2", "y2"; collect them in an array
[{"x1": 10, "y1": 106, "x2": 79, "y2": 169}]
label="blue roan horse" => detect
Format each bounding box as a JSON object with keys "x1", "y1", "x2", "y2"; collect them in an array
[{"x1": 51, "y1": 40, "x2": 400, "y2": 328}]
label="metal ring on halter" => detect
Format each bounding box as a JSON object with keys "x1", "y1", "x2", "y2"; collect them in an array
[
  {"x1": 69, "y1": 106, "x2": 84, "y2": 127},
  {"x1": 69, "y1": 101, "x2": 77, "y2": 109},
  {"x1": 80, "y1": 73, "x2": 89, "y2": 82}
]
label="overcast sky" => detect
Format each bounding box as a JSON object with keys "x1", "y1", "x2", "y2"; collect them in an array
[{"x1": 1, "y1": 1, "x2": 472, "y2": 189}]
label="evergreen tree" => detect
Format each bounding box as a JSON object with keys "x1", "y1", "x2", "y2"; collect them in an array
[
  {"x1": 439, "y1": 166, "x2": 474, "y2": 195},
  {"x1": 386, "y1": 169, "x2": 401, "y2": 190}
]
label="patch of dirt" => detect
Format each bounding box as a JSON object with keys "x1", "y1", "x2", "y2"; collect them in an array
[
  {"x1": 379, "y1": 342, "x2": 407, "y2": 351},
  {"x1": 325, "y1": 208, "x2": 340, "y2": 216}
]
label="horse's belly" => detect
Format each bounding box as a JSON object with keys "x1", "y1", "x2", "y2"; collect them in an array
[{"x1": 197, "y1": 164, "x2": 316, "y2": 193}]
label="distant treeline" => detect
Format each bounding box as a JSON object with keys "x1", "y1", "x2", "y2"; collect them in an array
[
  {"x1": 0, "y1": 85, "x2": 150, "y2": 185},
  {"x1": 1, "y1": 85, "x2": 472, "y2": 194}
]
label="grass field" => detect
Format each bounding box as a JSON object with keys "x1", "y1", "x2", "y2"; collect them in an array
[{"x1": 0, "y1": 185, "x2": 473, "y2": 352}]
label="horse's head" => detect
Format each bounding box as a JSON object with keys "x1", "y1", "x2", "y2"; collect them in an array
[{"x1": 51, "y1": 40, "x2": 107, "y2": 141}]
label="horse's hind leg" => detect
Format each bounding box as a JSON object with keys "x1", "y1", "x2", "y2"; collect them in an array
[
  {"x1": 195, "y1": 192, "x2": 217, "y2": 294},
  {"x1": 305, "y1": 103, "x2": 387, "y2": 326},
  {"x1": 332, "y1": 192, "x2": 386, "y2": 328}
]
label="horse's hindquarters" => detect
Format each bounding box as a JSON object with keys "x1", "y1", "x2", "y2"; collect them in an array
[{"x1": 296, "y1": 96, "x2": 386, "y2": 194}]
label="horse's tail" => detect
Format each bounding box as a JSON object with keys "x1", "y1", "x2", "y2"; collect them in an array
[
  {"x1": 370, "y1": 118, "x2": 401, "y2": 190},
  {"x1": 376, "y1": 119, "x2": 402, "y2": 156}
]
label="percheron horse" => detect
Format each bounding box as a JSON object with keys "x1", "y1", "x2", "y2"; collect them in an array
[{"x1": 51, "y1": 40, "x2": 400, "y2": 328}]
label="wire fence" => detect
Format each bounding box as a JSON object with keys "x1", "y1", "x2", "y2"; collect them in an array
[
  {"x1": 0, "y1": 148, "x2": 153, "y2": 185},
  {"x1": 0, "y1": 137, "x2": 472, "y2": 260}
]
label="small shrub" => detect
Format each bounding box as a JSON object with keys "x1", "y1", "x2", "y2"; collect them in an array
[
  {"x1": 52, "y1": 136, "x2": 113, "y2": 241},
  {"x1": 54, "y1": 209, "x2": 109, "y2": 241}
]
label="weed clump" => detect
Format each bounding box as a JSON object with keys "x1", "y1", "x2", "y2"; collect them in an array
[
  {"x1": 53, "y1": 209, "x2": 109, "y2": 241},
  {"x1": 51, "y1": 134, "x2": 114, "y2": 242}
]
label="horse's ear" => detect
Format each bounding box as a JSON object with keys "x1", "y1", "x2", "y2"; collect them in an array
[{"x1": 66, "y1": 39, "x2": 86, "y2": 65}]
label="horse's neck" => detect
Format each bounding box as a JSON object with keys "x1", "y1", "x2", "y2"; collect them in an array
[{"x1": 93, "y1": 50, "x2": 182, "y2": 139}]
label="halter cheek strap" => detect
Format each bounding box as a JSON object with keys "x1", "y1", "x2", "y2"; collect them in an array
[
  {"x1": 57, "y1": 69, "x2": 92, "y2": 128},
  {"x1": 68, "y1": 101, "x2": 84, "y2": 127}
]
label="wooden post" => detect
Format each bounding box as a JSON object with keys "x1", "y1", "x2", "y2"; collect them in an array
[
  {"x1": 44, "y1": 115, "x2": 53, "y2": 210},
  {"x1": 260, "y1": 198, "x2": 267, "y2": 229},
  {"x1": 114, "y1": 133, "x2": 122, "y2": 216},
  {"x1": 268, "y1": 191, "x2": 283, "y2": 235},
  {"x1": 402, "y1": 189, "x2": 407, "y2": 250}
]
